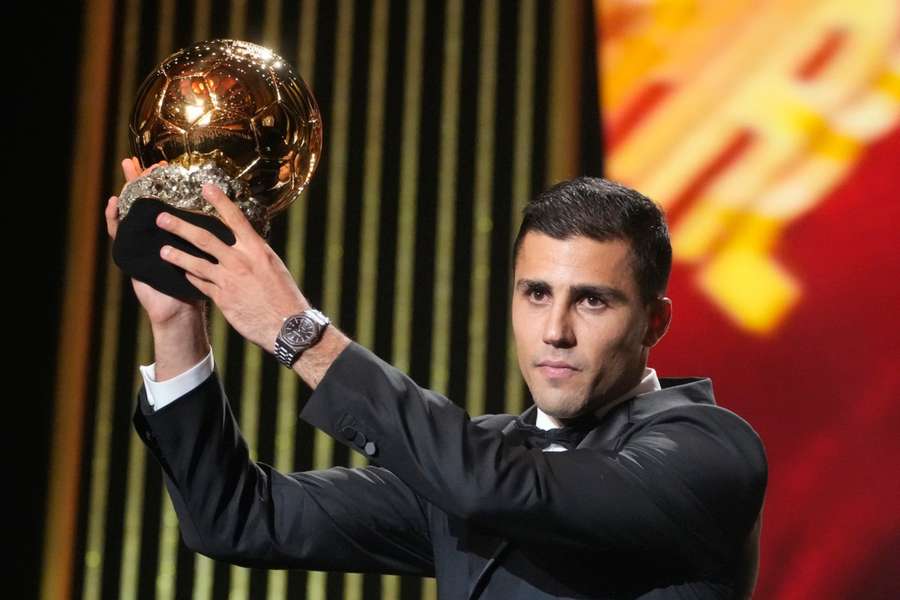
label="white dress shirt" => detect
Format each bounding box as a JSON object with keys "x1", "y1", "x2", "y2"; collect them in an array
[{"x1": 139, "y1": 347, "x2": 214, "y2": 410}]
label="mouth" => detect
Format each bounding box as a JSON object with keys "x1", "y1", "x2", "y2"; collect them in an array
[{"x1": 536, "y1": 360, "x2": 580, "y2": 380}]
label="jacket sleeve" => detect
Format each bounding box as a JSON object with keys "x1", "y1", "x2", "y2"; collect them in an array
[
  {"x1": 132, "y1": 368, "x2": 435, "y2": 575},
  {"x1": 301, "y1": 342, "x2": 768, "y2": 571}
]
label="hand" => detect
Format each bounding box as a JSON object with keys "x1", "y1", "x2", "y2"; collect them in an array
[
  {"x1": 106, "y1": 157, "x2": 205, "y2": 326},
  {"x1": 154, "y1": 183, "x2": 310, "y2": 353}
]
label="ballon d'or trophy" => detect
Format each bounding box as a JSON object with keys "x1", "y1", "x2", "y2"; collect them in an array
[{"x1": 113, "y1": 39, "x2": 322, "y2": 301}]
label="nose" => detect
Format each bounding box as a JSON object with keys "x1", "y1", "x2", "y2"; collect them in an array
[{"x1": 542, "y1": 303, "x2": 575, "y2": 348}]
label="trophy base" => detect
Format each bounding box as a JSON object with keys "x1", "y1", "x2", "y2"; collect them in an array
[{"x1": 113, "y1": 198, "x2": 236, "y2": 301}]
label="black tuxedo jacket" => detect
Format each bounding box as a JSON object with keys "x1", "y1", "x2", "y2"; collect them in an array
[{"x1": 133, "y1": 342, "x2": 767, "y2": 599}]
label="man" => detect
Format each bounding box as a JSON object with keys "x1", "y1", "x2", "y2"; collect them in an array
[{"x1": 106, "y1": 164, "x2": 767, "y2": 598}]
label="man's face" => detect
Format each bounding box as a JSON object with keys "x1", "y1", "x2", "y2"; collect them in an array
[{"x1": 511, "y1": 232, "x2": 669, "y2": 425}]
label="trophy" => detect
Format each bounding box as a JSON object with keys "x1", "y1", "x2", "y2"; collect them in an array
[{"x1": 113, "y1": 39, "x2": 322, "y2": 301}]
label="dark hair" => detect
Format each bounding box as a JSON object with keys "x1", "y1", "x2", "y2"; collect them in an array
[{"x1": 512, "y1": 177, "x2": 671, "y2": 304}]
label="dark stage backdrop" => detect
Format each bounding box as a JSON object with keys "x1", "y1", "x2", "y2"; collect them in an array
[
  {"x1": 35, "y1": 1, "x2": 899, "y2": 600},
  {"x1": 42, "y1": 2, "x2": 600, "y2": 600}
]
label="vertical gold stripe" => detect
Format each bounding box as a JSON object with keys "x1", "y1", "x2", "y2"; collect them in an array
[
  {"x1": 156, "y1": 0, "x2": 175, "y2": 56},
  {"x1": 80, "y1": 1, "x2": 140, "y2": 598},
  {"x1": 466, "y1": 0, "x2": 499, "y2": 419},
  {"x1": 267, "y1": 1, "x2": 317, "y2": 598},
  {"x1": 321, "y1": 0, "x2": 353, "y2": 332},
  {"x1": 230, "y1": 0, "x2": 248, "y2": 39},
  {"x1": 296, "y1": 0, "x2": 318, "y2": 81},
  {"x1": 262, "y1": 0, "x2": 283, "y2": 48},
  {"x1": 391, "y1": 0, "x2": 425, "y2": 374},
  {"x1": 389, "y1": 2, "x2": 427, "y2": 598},
  {"x1": 505, "y1": 0, "x2": 537, "y2": 416},
  {"x1": 42, "y1": 0, "x2": 115, "y2": 598},
  {"x1": 193, "y1": 0, "x2": 212, "y2": 41},
  {"x1": 429, "y1": 0, "x2": 463, "y2": 395},
  {"x1": 354, "y1": 0, "x2": 389, "y2": 353},
  {"x1": 546, "y1": 0, "x2": 583, "y2": 184}
]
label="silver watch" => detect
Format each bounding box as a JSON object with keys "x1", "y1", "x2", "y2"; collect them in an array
[{"x1": 273, "y1": 308, "x2": 331, "y2": 367}]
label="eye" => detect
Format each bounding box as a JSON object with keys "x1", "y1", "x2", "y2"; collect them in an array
[
  {"x1": 582, "y1": 294, "x2": 607, "y2": 309},
  {"x1": 526, "y1": 287, "x2": 549, "y2": 302}
]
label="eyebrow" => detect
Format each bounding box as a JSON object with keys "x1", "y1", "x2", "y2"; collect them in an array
[{"x1": 515, "y1": 279, "x2": 629, "y2": 304}]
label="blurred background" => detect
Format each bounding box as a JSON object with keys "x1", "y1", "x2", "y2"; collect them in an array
[{"x1": 27, "y1": 1, "x2": 900, "y2": 599}]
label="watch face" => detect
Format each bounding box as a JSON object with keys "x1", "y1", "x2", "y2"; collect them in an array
[{"x1": 282, "y1": 314, "x2": 315, "y2": 346}]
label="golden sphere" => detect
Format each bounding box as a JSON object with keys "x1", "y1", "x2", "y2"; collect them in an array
[{"x1": 129, "y1": 39, "x2": 322, "y2": 216}]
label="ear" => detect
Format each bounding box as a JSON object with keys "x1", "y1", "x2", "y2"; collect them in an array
[{"x1": 643, "y1": 297, "x2": 672, "y2": 348}]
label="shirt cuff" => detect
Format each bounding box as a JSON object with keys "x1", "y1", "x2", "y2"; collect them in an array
[{"x1": 139, "y1": 347, "x2": 215, "y2": 411}]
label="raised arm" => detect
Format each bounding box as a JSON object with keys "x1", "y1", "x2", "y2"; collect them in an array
[
  {"x1": 111, "y1": 164, "x2": 434, "y2": 573},
  {"x1": 133, "y1": 368, "x2": 434, "y2": 574}
]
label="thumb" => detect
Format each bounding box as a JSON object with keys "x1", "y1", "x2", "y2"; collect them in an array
[{"x1": 105, "y1": 196, "x2": 120, "y2": 239}]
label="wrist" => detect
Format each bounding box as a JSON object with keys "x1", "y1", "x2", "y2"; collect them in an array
[
  {"x1": 149, "y1": 303, "x2": 206, "y2": 333},
  {"x1": 273, "y1": 306, "x2": 325, "y2": 366},
  {"x1": 150, "y1": 308, "x2": 210, "y2": 380},
  {"x1": 270, "y1": 300, "x2": 312, "y2": 351},
  {"x1": 290, "y1": 326, "x2": 351, "y2": 389}
]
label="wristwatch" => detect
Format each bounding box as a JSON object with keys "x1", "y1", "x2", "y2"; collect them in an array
[{"x1": 273, "y1": 308, "x2": 331, "y2": 368}]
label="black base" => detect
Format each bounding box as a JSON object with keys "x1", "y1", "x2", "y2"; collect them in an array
[{"x1": 112, "y1": 198, "x2": 236, "y2": 301}]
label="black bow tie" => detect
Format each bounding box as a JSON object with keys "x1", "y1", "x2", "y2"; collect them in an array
[{"x1": 508, "y1": 416, "x2": 596, "y2": 450}]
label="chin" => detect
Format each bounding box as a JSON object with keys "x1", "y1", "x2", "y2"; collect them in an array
[{"x1": 534, "y1": 395, "x2": 585, "y2": 421}]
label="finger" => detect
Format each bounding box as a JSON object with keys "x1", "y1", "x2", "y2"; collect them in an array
[
  {"x1": 201, "y1": 183, "x2": 258, "y2": 240},
  {"x1": 185, "y1": 271, "x2": 217, "y2": 299},
  {"x1": 160, "y1": 245, "x2": 219, "y2": 282},
  {"x1": 105, "y1": 196, "x2": 120, "y2": 239},
  {"x1": 156, "y1": 211, "x2": 233, "y2": 264},
  {"x1": 141, "y1": 160, "x2": 168, "y2": 177},
  {"x1": 131, "y1": 156, "x2": 146, "y2": 178},
  {"x1": 122, "y1": 157, "x2": 140, "y2": 182}
]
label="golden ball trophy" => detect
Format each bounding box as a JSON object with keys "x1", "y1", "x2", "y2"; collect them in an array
[{"x1": 113, "y1": 39, "x2": 322, "y2": 300}]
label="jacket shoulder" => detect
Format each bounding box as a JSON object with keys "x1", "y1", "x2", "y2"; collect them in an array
[
  {"x1": 633, "y1": 399, "x2": 764, "y2": 446},
  {"x1": 627, "y1": 401, "x2": 768, "y2": 494}
]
